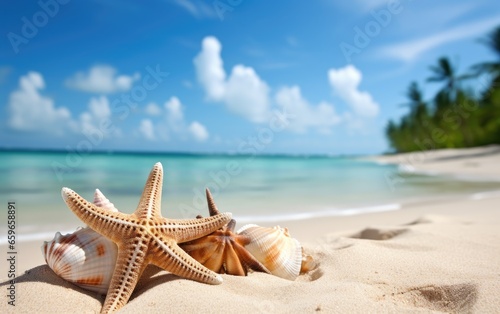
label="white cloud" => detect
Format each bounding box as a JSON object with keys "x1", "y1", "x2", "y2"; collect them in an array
[
  {"x1": 193, "y1": 37, "x2": 226, "y2": 101},
  {"x1": 377, "y1": 15, "x2": 500, "y2": 62},
  {"x1": 8, "y1": 72, "x2": 122, "y2": 139},
  {"x1": 66, "y1": 65, "x2": 140, "y2": 94},
  {"x1": 194, "y1": 36, "x2": 271, "y2": 123},
  {"x1": 137, "y1": 96, "x2": 209, "y2": 142},
  {"x1": 172, "y1": 0, "x2": 217, "y2": 19},
  {"x1": 164, "y1": 96, "x2": 185, "y2": 132},
  {"x1": 139, "y1": 119, "x2": 155, "y2": 141},
  {"x1": 328, "y1": 65, "x2": 379, "y2": 117},
  {"x1": 275, "y1": 86, "x2": 341, "y2": 133},
  {"x1": 88, "y1": 96, "x2": 111, "y2": 120},
  {"x1": 79, "y1": 96, "x2": 113, "y2": 133},
  {"x1": 165, "y1": 97, "x2": 183, "y2": 121},
  {"x1": 8, "y1": 72, "x2": 73, "y2": 135},
  {"x1": 145, "y1": 102, "x2": 162, "y2": 116},
  {"x1": 224, "y1": 65, "x2": 270, "y2": 123},
  {"x1": 162, "y1": 97, "x2": 186, "y2": 131},
  {"x1": 189, "y1": 121, "x2": 209, "y2": 141},
  {"x1": 193, "y1": 36, "x2": 373, "y2": 133}
]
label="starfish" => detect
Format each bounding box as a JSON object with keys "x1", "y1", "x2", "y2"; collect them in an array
[
  {"x1": 181, "y1": 188, "x2": 270, "y2": 276},
  {"x1": 61, "y1": 163, "x2": 232, "y2": 313}
]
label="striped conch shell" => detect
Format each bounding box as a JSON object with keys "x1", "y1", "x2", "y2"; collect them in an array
[
  {"x1": 41, "y1": 189, "x2": 118, "y2": 294},
  {"x1": 237, "y1": 224, "x2": 305, "y2": 281}
]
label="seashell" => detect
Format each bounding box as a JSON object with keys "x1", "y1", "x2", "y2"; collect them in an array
[
  {"x1": 93, "y1": 188, "x2": 117, "y2": 212},
  {"x1": 180, "y1": 189, "x2": 269, "y2": 276},
  {"x1": 42, "y1": 227, "x2": 117, "y2": 294},
  {"x1": 237, "y1": 224, "x2": 303, "y2": 281},
  {"x1": 41, "y1": 189, "x2": 118, "y2": 294},
  {"x1": 300, "y1": 249, "x2": 317, "y2": 274},
  {"x1": 181, "y1": 218, "x2": 270, "y2": 276}
]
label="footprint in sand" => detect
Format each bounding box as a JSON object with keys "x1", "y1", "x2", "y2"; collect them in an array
[
  {"x1": 349, "y1": 227, "x2": 409, "y2": 240},
  {"x1": 375, "y1": 283, "x2": 478, "y2": 312}
]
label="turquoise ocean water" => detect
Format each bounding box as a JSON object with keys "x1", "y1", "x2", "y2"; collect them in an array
[{"x1": 1, "y1": 150, "x2": 500, "y2": 244}]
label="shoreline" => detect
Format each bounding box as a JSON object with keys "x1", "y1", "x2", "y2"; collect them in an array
[
  {"x1": 370, "y1": 144, "x2": 500, "y2": 181},
  {"x1": 4, "y1": 186, "x2": 500, "y2": 247},
  {"x1": 2, "y1": 190, "x2": 499, "y2": 277}
]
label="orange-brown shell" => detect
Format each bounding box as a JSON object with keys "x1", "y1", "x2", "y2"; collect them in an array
[
  {"x1": 180, "y1": 189, "x2": 269, "y2": 275},
  {"x1": 180, "y1": 219, "x2": 269, "y2": 276}
]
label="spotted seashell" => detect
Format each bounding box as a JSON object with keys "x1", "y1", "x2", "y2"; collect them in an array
[
  {"x1": 237, "y1": 224, "x2": 303, "y2": 281},
  {"x1": 41, "y1": 189, "x2": 118, "y2": 294}
]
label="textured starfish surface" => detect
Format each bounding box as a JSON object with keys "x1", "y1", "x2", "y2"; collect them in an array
[
  {"x1": 61, "y1": 163, "x2": 232, "y2": 313},
  {"x1": 181, "y1": 189, "x2": 269, "y2": 276}
]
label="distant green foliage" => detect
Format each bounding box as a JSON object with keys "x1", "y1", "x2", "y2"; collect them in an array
[{"x1": 386, "y1": 26, "x2": 500, "y2": 153}]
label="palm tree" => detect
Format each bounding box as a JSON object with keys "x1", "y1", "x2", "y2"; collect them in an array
[
  {"x1": 399, "y1": 82, "x2": 432, "y2": 148},
  {"x1": 469, "y1": 26, "x2": 500, "y2": 146},
  {"x1": 385, "y1": 120, "x2": 398, "y2": 151},
  {"x1": 471, "y1": 26, "x2": 500, "y2": 81},
  {"x1": 387, "y1": 26, "x2": 500, "y2": 152},
  {"x1": 401, "y1": 82, "x2": 426, "y2": 114},
  {"x1": 427, "y1": 56, "x2": 471, "y2": 101}
]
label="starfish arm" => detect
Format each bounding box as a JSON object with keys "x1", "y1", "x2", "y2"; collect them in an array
[
  {"x1": 61, "y1": 188, "x2": 137, "y2": 241},
  {"x1": 205, "y1": 188, "x2": 221, "y2": 216},
  {"x1": 101, "y1": 240, "x2": 150, "y2": 314},
  {"x1": 155, "y1": 213, "x2": 232, "y2": 243},
  {"x1": 149, "y1": 238, "x2": 223, "y2": 285},
  {"x1": 135, "y1": 162, "x2": 163, "y2": 220}
]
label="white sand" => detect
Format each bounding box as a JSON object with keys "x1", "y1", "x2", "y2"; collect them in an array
[
  {"x1": 2, "y1": 145, "x2": 500, "y2": 313},
  {"x1": 373, "y1": 144, "x2": 500, "y2": 180}
]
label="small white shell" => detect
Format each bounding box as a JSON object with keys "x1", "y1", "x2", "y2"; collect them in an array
[
  {"x1": 237, "y1": 224, "x2": 303, "y2": 280},
  {"x1": 42, "y1": 189, "x2": 118, "y2": 294},
  {"x1": 93, "y1": 188, "x2": 117, "y2": 212}
]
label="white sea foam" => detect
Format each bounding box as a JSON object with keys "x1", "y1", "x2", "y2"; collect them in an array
[
  {"x1": 0, "y1": 204, "x2": 403, "y2": 244},
  {"x1": 3, "y1": 188, "x2": 500, "y2": 244},
  {"x1": 236, "y1": 203, "x2": 401, "y2": 223},
  {"x1": 469, "y1": 190, "x2": 500, "y2": 200}
]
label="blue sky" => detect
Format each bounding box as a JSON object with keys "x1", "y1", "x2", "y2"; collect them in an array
[{"x1": 1, "y1": 0, "x2": 499, "y2": 155}]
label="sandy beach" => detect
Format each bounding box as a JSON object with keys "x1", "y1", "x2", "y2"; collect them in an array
[
  {"x1": 2, "y1": 146, "x2": 500, "y2": 313},
  {"x1": 373, "y1": 144, "x2": 500, "y2": 181}
]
